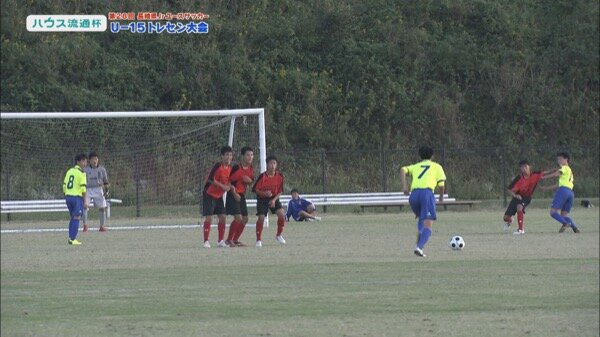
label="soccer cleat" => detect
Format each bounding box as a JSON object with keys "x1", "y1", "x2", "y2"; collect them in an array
[
  {"x1": 203, "y1": 241, "x2": 211, "y2": 248},
  {"x1": 502, "y1": 222, "x2": 510, "y2": 231},
  {"x1": 513, "y1": 229, "x2": 525, "y2": 235},
  {"x1": 276, "y1": 235, "x2": 286, "y2": 244},
  {"x1": 255, "y1": 240, "x2": 262, "y2": 247},
  {"x1": 225, "y1": 240, "x2": 234, "y2": 247},
  {"x1": 234, "y1": 241, "x2": 246, "y2": 247},
  {"x1": 217, "y1": 240, "x2": 229, "y2": 248},
  {"x1": 572, "y1": 227, "x2": 580, "y2": 233},
  {"x1": 559, "y1": 224, "x2": 568, "y2": 233},
  {"x1": 68, "y1": 239, "x2": 82, "y2": 245},
  {"x1": 314, "y1": 216, "x2": 322, "y2": 221},
  {"x1": 413, "y1": 247, "x2": 426, "y2": 257},
  {"x1": 99, "y1": 226, "x2": 107, "y2": 232}
]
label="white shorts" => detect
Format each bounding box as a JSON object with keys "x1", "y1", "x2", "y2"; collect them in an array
[{"x1": 85, "y1": 187, "x2": 107, "y2": 208}]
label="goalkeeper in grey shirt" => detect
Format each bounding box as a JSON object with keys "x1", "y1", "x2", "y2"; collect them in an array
[{"x1": 83, "y1": 151, "x2": 110, "y2": 232}]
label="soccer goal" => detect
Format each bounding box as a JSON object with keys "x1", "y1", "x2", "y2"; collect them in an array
[{"x1": 0, "y1": 109, "x2": 266, "y2": 218}]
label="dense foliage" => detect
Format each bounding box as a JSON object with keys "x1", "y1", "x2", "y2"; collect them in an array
[{"x1": 2, "y1": 0, "x2": 598, "y2": 152}]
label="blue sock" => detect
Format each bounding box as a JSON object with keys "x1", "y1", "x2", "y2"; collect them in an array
[
  {"x1": 417, "y1": 219, "x2": 424, "y2": 232},
  {"x1": 563, "y1": 216, "x2": 578, "y2": 229},
  {"x1": 551, "y1": 212, "x2": 568, "y2": 225},
  {"x1": 417, "y1": 228, "x2": 432, "y2": 249},
  {"x1": 69, "y1": 218, "x2": 79, "y2": 240}
]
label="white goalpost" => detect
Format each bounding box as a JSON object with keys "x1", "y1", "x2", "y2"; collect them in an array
[{"x1": 1, "y1": 109, "x2": 267, "y2": 223}]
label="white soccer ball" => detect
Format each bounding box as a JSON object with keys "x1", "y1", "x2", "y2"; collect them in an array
[{"x1": 449, "y1": 235, "x2": 465, "y2": 250}]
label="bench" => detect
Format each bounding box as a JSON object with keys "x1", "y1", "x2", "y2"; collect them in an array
[
  {"x1": 245, "y1": 193, "x2": 480, "y2": 212},
  {"x1": 1, "y1": 198, "x2": 123, "y2": 219}
]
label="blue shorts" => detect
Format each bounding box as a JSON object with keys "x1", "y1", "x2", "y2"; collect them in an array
[
  {"x1": 65, "y1": 196, "x2": 84, "y2": 218},
  {"x1": 551, "y1": 187, "x2": 574, "y2": 212},
  {"x1": 409, "y1": 188, "x2": 437, "y2": 221}
]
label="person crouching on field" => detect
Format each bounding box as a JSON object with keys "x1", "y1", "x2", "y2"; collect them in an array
[
  {"x1": 252, "y1": 155, "x2": 285, "y2": 247},
  {"x1": 503, "y1": 160, "x2": 556, "y2": 235},
  {"x1": 202, "y1": 146, "x2": 234, "y2": 248},
  {"x1": 286, "y1": 188, "x2": 321, "y2": 222}
]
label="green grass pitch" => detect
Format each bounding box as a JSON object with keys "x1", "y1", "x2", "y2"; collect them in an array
[{"x1": 1, "y1": 207, "x2": 598, "y2": 337}]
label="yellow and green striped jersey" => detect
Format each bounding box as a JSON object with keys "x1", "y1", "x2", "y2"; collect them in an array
[
  {"x1": 63, "y1": 165, "x2": 87, "y2": 197},
  {"x1": 558, "y1": 165, "x2": 574, "y2": 190},
  {"x1": 402, "y1": 160, "x2": 446, "y2": 191}
]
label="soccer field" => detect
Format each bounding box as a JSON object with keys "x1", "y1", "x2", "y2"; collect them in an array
[{"x1": 1, "y1": 208, "x2": 598, "y2": 337}]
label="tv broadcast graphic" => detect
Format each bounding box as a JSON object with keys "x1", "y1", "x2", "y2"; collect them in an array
[{"x1": 1, "y1": 1, "x2": 598, "y2": 337}]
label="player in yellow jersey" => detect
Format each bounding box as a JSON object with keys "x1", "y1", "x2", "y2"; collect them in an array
[
  {"x1": 542, "y1": 152, "x2": 580, "y2": 233},
  {"x1": 401, "y1": 146, "x2": 447, "y2": 257},
  {"x1": 63, "y1": 153, "x2": 89, "y2": 245}
]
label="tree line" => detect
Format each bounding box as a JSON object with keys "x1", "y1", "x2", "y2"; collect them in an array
[{"x1": 1, "y1": 0, "x2": 598, "y2": 153}]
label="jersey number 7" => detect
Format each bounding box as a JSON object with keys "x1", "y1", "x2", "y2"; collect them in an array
[{"x1": 417, "y1": 165, "x2": 430, "y2": 179}]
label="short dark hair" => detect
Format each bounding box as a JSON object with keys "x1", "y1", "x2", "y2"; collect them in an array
[
  {"x1": 266, "y1": 155, "x2": 278, "y2": 163},
  {"x1": 291, "y1": 188, "x2": 299, "y2": 194},
  {"x1": 418, "y1": 146, "x2": 434, "y2": 160},
  {"x1": 220, "y1": 146, "x2": 233, "y2": 155},
  {"x1": 518, "y1": 160, "x2": 529, "y2": 166},
  {"x1": 88, "y1": 151, "x2": 98, "y2": 159},
  {"x1": 74, "y1": 153, "x2": 88, "y2": 163},
  {"x1": 241, "y1": 146, "x2": 253, "y2": 155},
  {"x1": 556, "y1": 151, "x2": 570, "y2": 161}
]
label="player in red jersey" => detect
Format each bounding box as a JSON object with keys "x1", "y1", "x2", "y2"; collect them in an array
[
  {"x1": 225, "y1": 146, "x2": 255, "y2": 247},
  {"x1": 252, "y1": 155, "x2": 285, "y2": 247},
  {"x1": 503, "y1": 160, "x2": 555, "y2": 234},
  {"x1": 202, "y1": 146, "x2": 234, "y2": 248}
]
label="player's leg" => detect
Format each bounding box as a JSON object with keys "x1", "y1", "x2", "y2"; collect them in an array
[
  {"x1": 233, "y1": 215, "x2": 249, "y2": 245},
  {"x1": 414, "y1": 190, "x2": 436, "y2": 257},
  {"x1": 551, "y1": 188, "x2": 570, "y2": 232},
  {"x1": 409, "y1": 190, "x2": 423, "y2": 244},
  {"x1": 233, "y1": 195, "x2": 249, "y2": 244},
  {"x1": 275, "y1": 207, "x2": 286, "y2": 244},
  {"x1": 217, "y1": 214, "x2": 228, "y2": 247},
  {"x1": 560, "y1": 191, "x2": 579, "y2": 233},
  {"x1": 503, "y1": 198, "x2": 518, "y2": 232},
  {"x1": 82, "y1": 194, "x2": 90, "y2": 232},
  {"x1": 97, "y1": 192, "x2": 108, "y2": 232},
  {"x1": 515, "y1": 204, "x2": 525, "y2": 233},
  {"x1": 67, "y1": 196, "x2": 83, "y2": 245},
  {"x1": 201, "y1": 193, "x2": 215, "y2": 247},
  {"x1": 225, "y1": 192, "x2": 239, "y2": 245},
  {"x1": 255, "y1": 198, "x2": 269, "y2": 247}
]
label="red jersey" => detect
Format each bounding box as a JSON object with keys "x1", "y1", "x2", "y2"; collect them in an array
[
  {"x1": 229, "y1": 164, "x2": 254, "y2": 195},
  {"x1": 507, "y1": 171, "x2": 543, "y2": 198},
  {"x1": 203, "y1": 163, "x2": 232, "y2": 199},
  {"x1": 252, "y1": 171, "x2": 284, "y2": 198}
]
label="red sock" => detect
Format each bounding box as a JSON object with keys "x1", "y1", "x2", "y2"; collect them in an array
[
  {"x1": 227, "y1": 220, "x2": 238, "y2": 241},
  {"x1": 218, "y1": 221, "x2": 226, "y2": 241},
  {"x1": 505, "y1": 216, "x2": 512, "y2": 224},
  {"x1": 234, "y1": 222, "x2": 246, "y2": 241},
  {"x1": 256, "y1": 218, "x2": 264, "y2": 241},
  {"x1": 203, "y1": 220, "x2": 211, "y2": 242},
  {"x1": 276, "y1": 217, "x2": 285, "y2": 236},
  {"x1": 517, "y1": 210, "x2": 524, "y2": 231}
]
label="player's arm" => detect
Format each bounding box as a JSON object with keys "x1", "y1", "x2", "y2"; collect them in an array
[
  {"x1": 207, "y1": 164, "x2": 230, "y2": 191},
  {"x1": 102, "y1": 167, "x2": 110, "y2": 197},
  {"x1": 435, "y1": 164, "x2": 446, "y2": 203},
  {"x1": 252, "y1": 174, "x2": 272, "y2": 198},
  {"x1": 269, "y1": 174, "x2": 283, "y2": 207},
  {"x1": 80, "y1": 173, "x2": 89, "y2": 209},
  {"x1": 541, "y1": 168, "x2": 559, "y2": 179},
  {"x1": 400, "y1": 166, "x2": 410, "y2": 195}
]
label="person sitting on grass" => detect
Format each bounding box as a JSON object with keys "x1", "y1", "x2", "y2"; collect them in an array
[{"x1": 285, "y1": 188, "x2": 321, "y2": 222}]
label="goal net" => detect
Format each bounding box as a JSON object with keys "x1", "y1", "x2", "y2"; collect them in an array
[{"x1": 1, "y1": 109, "x2": 266, "y2": 218}]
